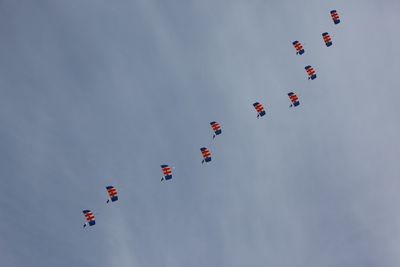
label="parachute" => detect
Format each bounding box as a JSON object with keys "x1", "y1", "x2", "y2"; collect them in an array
[
  {"x1": 322, "y1": 32, "x2": 332, "y2": 47},
  {"x1": 288, "y1": 92, "x2": 300, "y2": 107},
  {"x1": 292, "y1": 41, "x2": 305, "y2": 55},
  {"x1": 330, "y1": 10, "x2": 340, "y2": 24},
  {"x1": 106, "y1": 186, "x2": 118, "y2": 203},
  {"x1": 305, "y1": 65, "x2": 317, "y2": 80},
  {"x1": 83, "y1": 210, "x2": 96, "y2": 228},
  {"x1": 200, "y1": 147, "x2": 212, "y2": 164},
  {"x1": 210, "y1": 121, "x2": 222, "y2": 139},
  {"x1": 161, "y1": 165, "x2": 173, "y2": 181},
  {"x1": 253, "y1": 102, "x2": 266, "y2": 118}
]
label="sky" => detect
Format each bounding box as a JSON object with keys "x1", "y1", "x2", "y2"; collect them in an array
[{"x1": 1, "y1": 0, "x2": 400, "y2": 266}]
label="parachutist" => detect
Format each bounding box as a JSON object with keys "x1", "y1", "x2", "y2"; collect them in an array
[
  {"x1": 200, "y1": 147, "x2": 212, "y2": 164},
  {"x1": 331, "y1": 10, "x2": 340, "y2": 24},
  {"x1": 292, "y1": 41, "x2": 305, "y2": 55},
  {"x1": 161, "y1": 165, "x2": 173, "y2": 181},
  {"x1": 253, "y1": 102, "x2": 266, "y2": 118},
  {"x1": 210, "y1": 122, "x2": 222, "y2": 139},
  {"x1": 106, "y1": 186, "x2": 118, "y2": 202},
  {"x1": 288, "y1": 92, "x2": 300, "y2": 107}
]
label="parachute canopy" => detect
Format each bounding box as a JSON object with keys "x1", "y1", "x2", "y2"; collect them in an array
[
  {"x1": 253, "y1": 102, "x2": 266, "y2": 118},
  {"x1": 200, "y1": 147, "x2": 212, "y2": 163},
  {"x1": 322, "y1": 32, "x2": 332, "y2": 47},
  {"x1": 305, "y1": 65, "x2": 317, "y2": 80},
  {"x1": 83, "y1": 210, "x2": 96, "y2": 227},
  {"x1": 161, "y1": 165, "x2": 173, "y2": 180},
  {"x1": 106, "y1": 186, "x2": 118, "y2": 202},
  {"x1": 292, "y1": 41, "x2": 305, "y2": 55},
  {"x1": 330, "y1": 10, "x2": 340, "y2": 24},
  {"x1": 288, "y1": 92, "x2": 300, "y2": 107},
  {"x1": 210, "y1": 121, "x2": 222, "y2": 138}
]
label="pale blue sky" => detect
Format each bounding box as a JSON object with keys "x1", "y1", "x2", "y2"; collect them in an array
[{"x1": 1, "y1": 1, "x2": 400, "y2": 266}]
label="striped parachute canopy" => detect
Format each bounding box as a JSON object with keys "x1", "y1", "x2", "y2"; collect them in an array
[
  {"x1": 83, "y1": 210, "x2": 96, "y2": 227},
  {"x1": 200, "y1": 147, "x2": 212, "y2": 163},
  {"x1": 330, "y1": 10, "x2": 340, "y2": 24},
  {"x1": 292, "y1": 40, "x2": 305, "y2": 55},
  {"x1": 322, "y1": 32, "x2": 332, "y2": 47},
  {"x1": 305, "y1": 65, "x2": 317, "y2": 80},
  {"x1": 106, "y1": 186, "x2": 118, "y2": 202},
  {"x1": 253, "y1": 102, "x2": 266, "y2": 118},
  {"x1": 210, "y1": 121, "x2": 222, "y2": 138},
  {"x1": 161, "y1": 165, "x2": 173, "y2": 181},
  {"x1": 288, "y1": 92, "x2": 300, "y2": 107}
]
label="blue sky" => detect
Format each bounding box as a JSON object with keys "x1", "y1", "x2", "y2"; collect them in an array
[{"x1": 1, "y1": 1, "x2": 400, "y2": 266}]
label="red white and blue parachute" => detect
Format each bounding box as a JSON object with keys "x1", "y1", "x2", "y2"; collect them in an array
[
  {"x1": 210, "y1": 121, "x2": 222, "y2": 139},
  {"x1": 330, "y1": 10, "x2": 340, "y2": 24},
  {"x1": 292, "y1": 40, "x2": 305, "y2": 55},
  {"x1": 305, "y1": 65, "x2": 317, "y2": 80},
  {"x1": 288, "y1": 92, "x2": 300, "y2": 107},
  {"x1": 106, "y1": 186, "x2": 118, "y2": 203},
  {"x1": 83, "y1": 210, "x2": 96, "y2": 228},
  {"x1": 161, "y1": 165, "x2": 173, "y2": 181},
  {"x1": 253, "y1": 102, "x2": 266, "y2": 118},
  {"x1": 200, "y1": 147, "x2": 212, "y2": 163},
  {"x1": 322, "y1": 32, "x2": 332, "y2": 47}
]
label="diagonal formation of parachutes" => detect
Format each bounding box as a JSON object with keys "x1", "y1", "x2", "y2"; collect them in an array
[{"x1": 81, "y1": 9, "x2": 342, "y2": 228}]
